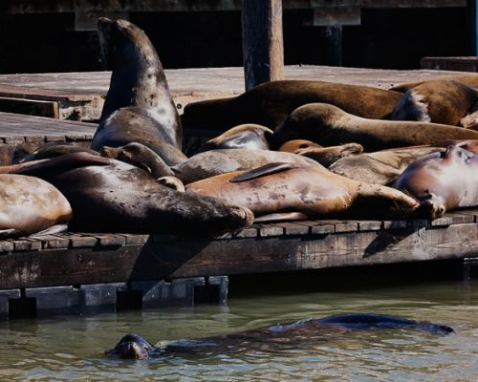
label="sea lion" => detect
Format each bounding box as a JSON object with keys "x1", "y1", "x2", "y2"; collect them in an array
[
  {"x1": 182, "y1": 80, "x2": 402, "y2": 131},
  {"x1": 172, "y1": 148, "x2": 319, "y2": 185},
  {"x1": 186, "y1": 162, "x2": 418, "y2": 221},
  {"x1": 391, "y1": 80, "x2": 478, "y2": 127},
  {"x1": 271, "y1": 103, "x2": 478, "y2": 151},
  {"x1": 17, "y1": 142, "x2": 100, "y2": 164},
  {"x1": 196, "y1": 124, "x2": 273, "y2": 153},
  {"x1": 101, "y1": 142, "x2": 174, "y2": 179},
  {"x1": 91, "y1": 18, "x2": 183, "y2": 160},
  {"x1": 0, "y1": 174, "x2": 72, "y2": 237},
  {"x1": 7, "y1": 152, "x2": 253, "y2": 235},
  {"x1": 293, "y1": 143, "x2": 364, "y2": 168},
  {"x1": 278, "y1": 139, "x2": 323, "y2": 152},
  {"x1": 391, "y1": 73, "x2": 478, "y2": 93},
  {"x1": 393, "y1": 145, "x2": 478, "y2": 219},
  {"x1": 329, "y1": 146, "x2": 445, "y2": 185},
  {"x1": 106, "y1": 313, "x2": 453, "y2": 359}
]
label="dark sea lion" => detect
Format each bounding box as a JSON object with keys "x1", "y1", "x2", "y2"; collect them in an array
[
  {"x1": 294, "y1": 143, "x2": 364, "y2": 167},
  {"x1": 101, "y1": 142, "x2": 174, "y2": 179},
  {"x1": 182, "y1": 80, "x2": 402, "y2": 131},
  {"x1": 329, "y1": 146, "x2": 445, "y2": 185},
  {"x1": 106, "y1": 313, "x2": 453, "y2": 359},
  {"x1": 278, "y1": 139, "x2": 323, "y2": 152},
  {"x1": 172, "y1": 148, "x2": 319, "y2": 185},
  {"x1": 391, "y1": 73, "x2": 478, "y2": 93},
  {"x1": 0, "y1": 174, "x2": 72, "y2": 237},
  {"x1": 7, "y1": 152, "x2": 253, "y2": 235},
  {"x1": 197, "y1": 124, "x2": 273, "y2": 153},
  {"x1": 271, "y1": 103, "x2": 478, "y2": 151},
  {"x1": 17, "y1": 142, "x2": 100, "y2": 164},
  {"x1": 391, "y1": 80, "x2": 478, "y2": 127},
  {"x1": 393, "y1": 145, "x2": 478, "y2": 219},
  {"x1": 92, "y1": 17, "x2": 183, "y2": 156},
  {"x1": 186, "y1": 162, "x2": 418, "y2": 221}
]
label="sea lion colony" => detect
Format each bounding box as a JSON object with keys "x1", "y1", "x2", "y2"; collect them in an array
[{"x1": 3, "y1": 18, "x2": 478, "y2": 237}]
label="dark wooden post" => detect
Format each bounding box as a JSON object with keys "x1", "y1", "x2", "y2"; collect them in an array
[{"x1": 241, "y1": 0, "x2": 284, "y2": 91}]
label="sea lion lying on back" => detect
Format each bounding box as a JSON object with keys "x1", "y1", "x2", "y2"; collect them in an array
[
  {"x1": 271, "y1": 103, "x2": 478, "y2": 151},
  {"x1": 186, "y1": 162, "x2": 418, "y2": 221},
  {"x1": 394, "y1": 145, "x2": 478, "y2": 219},
  {"x1": 106, "y1": 313, "x2": 453, "y2": 359},
  {"x1": 182, "y1": 80, "x2": 401, "y2": 131}
]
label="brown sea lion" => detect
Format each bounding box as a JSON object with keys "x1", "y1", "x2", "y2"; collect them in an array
[
  {"x1": 271, "y1": 103, "x2": 478, "y2": 151},
  {"x1": 329, "y1": 146, "x2": 445, "y2": 185},
  {"x1": 391, "y1": 73, "x2": 478, "y2": 93},
  {"x1": 101, "y1": 142, "x2": 174, "y2": 179},
  {"x1": 393, "y1": 145, "x2": 478, "y2": 219},
  {"x1": 196, "y1": 124, "x2": 273, "y2": 153},
  {"x1": 182, "y1": 80, "x2": 402, "y2": 131},
  {"x1": 17, "y1": 142, "x2": 100, "y2": 164},
  {"x1": 294, "y1": 143, "x2": 364, "y2": 168},
  {"x1": 6, "y1": 153, "x2": 253, "y2": 235},
  {"x1": 278, "y1": 139, "x2": 323, "y2": 152},
  {"x1": 0, "y1": 174, "x2": 72, "y2": 237},
  {"x1": 91, "y1": 18, "x2": 183, "y2": 160},
  {"x1": 391, "y1": 80, "x2": 478, "y2": 127},
  {"x1": 186, "y1": 162, "x2": 418, "y2": 221},
  {"x1": 172, "y1": 148, "x2": 319, "y2": 185},
  {"x1": 106, "y1": 313, "x2": 453, "y2": 359}
]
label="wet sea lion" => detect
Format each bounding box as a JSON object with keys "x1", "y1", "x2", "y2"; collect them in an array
[
  {"x1": 182, "y1": 80, "x2": 402, "y2": 131},
  {"x1": 7, "y1": 153, "x2": 253, "y2": 235},
  {"x1": 271, "y1": 103, "x2": 478, "y2": 151},
  {"x1": 172, "y1": 148, "x2": 319, "y2": 185},
  {"x1": 393, "y1": 145, "x2": 478, "y2": 219},
  {"x1": 101, "y1": 142, "x2": 174, "y2": 179},
  {"x1": 197, "y1": 124, "x2": 273, "y2": 153},
  {"x1": 329, "y1": 146, "x2": 445, "y2": 185},
  {"x1": 391, "y1": 80, "x2": 478, "y2": 127},
  {"x1": 92, "y1": 18, "x2": 183, "y2": 158},
  {"x1": 0, "y1": 174, "x2": 72, "y2": 237},
  {"x1": 106, "y1": 313, "x2": 453, "y2": 359},
  {"x1": 186, "y1": 162, "x2": 418, "y2": 221}
]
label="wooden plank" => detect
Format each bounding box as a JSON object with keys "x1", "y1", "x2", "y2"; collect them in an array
[{"x1": 242, "y1": 0, "x2": 284, "y2": 90}]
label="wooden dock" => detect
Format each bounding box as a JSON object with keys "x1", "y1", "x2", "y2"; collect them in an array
[{"x1": 0, "y1": 65, "x2": 468, "y2": 121}]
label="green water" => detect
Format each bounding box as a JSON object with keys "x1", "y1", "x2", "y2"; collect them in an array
[{"x1": 1, "y1": 279, "x2": 477, "y2": 381}]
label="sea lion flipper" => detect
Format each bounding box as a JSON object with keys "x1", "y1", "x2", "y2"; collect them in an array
[
  {"x1": 0, "y1": 229, "x2": 23, "y2": 239},
  {"x1": 254, "y1": 212, "x2": 309, "y2": 223},
  {"x1": 230, "y1": 162, "x2": 301, "y2": 183},
  {"x1": 28, "y1": 224, "x2": 69, "y2": 237}
]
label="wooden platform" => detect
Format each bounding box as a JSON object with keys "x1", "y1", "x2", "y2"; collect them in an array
[
  {"x1": 0, "y1": 211, "x2": 477, "y2": 291},
  {"x1": 0, "y1": 66, "x2": 470, "y2": 121}
]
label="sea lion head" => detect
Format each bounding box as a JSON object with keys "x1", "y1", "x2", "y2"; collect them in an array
[{"x1": 106, "y1": 334, "x2": 156, "y2": 359}]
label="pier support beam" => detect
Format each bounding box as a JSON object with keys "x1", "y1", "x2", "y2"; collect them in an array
[{"x1": 241, "y1": 0, "x2": 284, "y2": 91}]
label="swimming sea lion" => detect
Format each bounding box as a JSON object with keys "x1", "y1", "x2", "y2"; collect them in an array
[
  {"x1": 172, "y1": 148, "x2": 319, "y2": 185},
  {"x1": 182, "y1": 80, "x2": 402, "y2": 131},
  {"x1": 101, "y1": 142, "x2": 174, "y2": 179},
  {"x1": 271, "y1": 103, "x2": 478, "y2": 151},
  {"x1": 391, "y1": 80, "x2": 478, "y2": 127},
  {"x1": 196, "y1": 124, "x2": 273, "y2": 153},
  {"x1": 329, "y1": 146, "x2": 445, "y2": 185},
  {"x1": 393, "y1": 145, "x2": 478, "y2": 219},
  {"x1": 106, "y1": 313, "x2": 453, "y2": 359},
  {"x1": 186, "y1": 162, "x2": 418, "y2": 221},
  {"x1": 0, "y1": 174, "x2": 72, "y2": 237},
  {"x1": 92, "y1": 18, "x2": 183, "y2": 158},
  {"x1": 7, "y1": 152, "x2": 253, "y2": 235}
]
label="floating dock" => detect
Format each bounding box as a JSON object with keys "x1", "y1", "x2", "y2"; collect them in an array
[{"x1": 0, "y1": 65, "x2": 477, "y2": 319}]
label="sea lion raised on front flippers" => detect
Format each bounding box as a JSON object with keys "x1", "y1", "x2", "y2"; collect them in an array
[
  {"x1": 172, "y1": 148, "x2": 319, "y2": 185},
  {"x1": 182, "y1": 80, "x2": 402, "y2": 132},
  {"x1": 271, "y1": 103, "x2": 478, "y2": 151},
  {"x1": 196, "y1": 124, "x2": 273, "y2": 153},
  {"x1": 5, "y1": 152, "x2": 253, "y2": 236},
  {"x1": 92, "y1": 17, "x2": 183, "y2": 161},
  {"x1": 106, "y1": 313, "x2": 453, "y2": 359},
  {"x1": 391, "y1": 80, "x2": 478, "y2": 127},
  {"x1": 0, "y1": 174, "x2": 72, "y2": 238},
  {"x1": 186, "y1": 162, "x2": 418, "y2": 221},
  {"x1": 393, "y1": 145, "x2": 478, "y2": 219}
]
